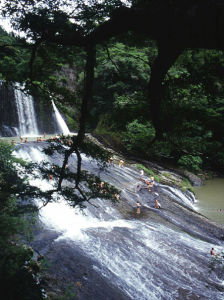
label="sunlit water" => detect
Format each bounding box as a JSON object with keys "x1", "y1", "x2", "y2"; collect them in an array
[
  {"x1": 13, "y1": 144, "x2": 224, "y2": 300},
  {"x1": 194, "y1": 178, "x2": 224, "y2": 224}
]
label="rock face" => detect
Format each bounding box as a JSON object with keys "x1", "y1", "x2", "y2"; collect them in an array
[
  {"x1": 15, "y1": 142, "x2": 224, "y2": 300},
  {"x1": 0, "y1": 83, "x2": 19, "y2": 136}
]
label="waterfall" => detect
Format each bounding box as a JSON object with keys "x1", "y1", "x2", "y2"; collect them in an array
[
  {"x1": 13, "y1": 144, "x2": 224, "y2": 300},
  {"x1": 14, "y1": 85, "x2": 39, "y2": 136},
  {"x1": 51, "y1": 100, "x2": 70, "y2": 135}
]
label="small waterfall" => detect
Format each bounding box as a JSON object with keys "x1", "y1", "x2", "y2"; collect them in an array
[
  {"x1": 51, "y1": 100, "x2": 70, "y2": 135},
  {"x1": 14, "y1": 85, "x2": 39, "y2": 136}
]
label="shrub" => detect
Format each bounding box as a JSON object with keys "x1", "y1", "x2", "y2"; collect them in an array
[
  {"x1": 178, "y1": 155, "x2": 202, "y2": 173},
  {"x1": 122, "y1": 120, "x2": 155, "y2": 152}
]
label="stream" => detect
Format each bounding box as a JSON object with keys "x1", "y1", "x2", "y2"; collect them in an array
[
  {"x1": 194, "y1": 178, "x2": 224, "y2": 225},
  {"x1": 14, "y1": 142, "x2": 224, "y2": 300}
]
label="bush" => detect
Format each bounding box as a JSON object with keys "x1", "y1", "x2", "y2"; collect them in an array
[
  {"x1": 122, "y1": 120, "x2": 155, "y2": 152},
  {"x1": 178, "y1": 155, "x2": 202, "y2": 173},
  {"x1": 0, "y1": 141, "x2": 43, "y2": 300}
]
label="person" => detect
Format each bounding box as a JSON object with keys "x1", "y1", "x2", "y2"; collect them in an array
[
  {"x1": 43, "y1": 132, "x2": 46, "y2": 139},
  {"x1": 11, "y1": 139, "x2": 15, "y2": 145},
  {"x1": 37, "y1": 254, "x2": 44, "y2": 262},
  {"x1": 20, "y1": 136, "x2": 23, "y2": 143},
  {"x1": 136, "y1": 200, "x2": 141, "y2": 214},
  {"x1": 114, "y1": 193, "x2": 120, "y2": 201},
  {"x1": 39, "y1": 136, "x2": 42, "y2": 142},
  {"x1": 145, "y1": 180, "x2": 152, "y2": 192},
  {"x1": 49, "y1": 174, "x2": 53, "y2": 180},
  {"x1": 37, "y1": 137, "x2": 40, "y2": 142},
  {"x1": 108, "y1": 157, "x2": 114, "y2": 163},
  {"x1": 155, "y1": 199, "x2": 161, "y2": 209},
  {"x1": 210, "y1": 247, "x2": 217, "y2": 256},
  {"x1": 136, "y1": 183, "x2": 141, "y2": 192},
  {"x1": 119, "y1": 160, "x2": 124, "y2": 167},
  {"x1": 100, "y1": 181, "x2": 105, "y2": 189},
  {"x1": 150, "y1": 176, "x2": 155, "y2": 187},
  {"x1": 24, "y1": 137, "x2": 28, "y2": 143},
  {"x1": 139, "y1": 170, "x2": 144, "y2": 178}
]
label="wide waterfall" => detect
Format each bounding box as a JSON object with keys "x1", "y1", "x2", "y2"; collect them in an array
[
  {"x1": 14, "y1": 143, "x2": 224, "y2": 300},
  {"x1": 14, "y1": 85, "x2": 39, "y2": 136},
  {"x1": 0, "y1": 83, "x2": 71, "y2": 137}
]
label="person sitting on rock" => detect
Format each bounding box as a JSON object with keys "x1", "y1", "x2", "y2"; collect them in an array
[
  {"x1": 20, "y1": 136, "x2": 23, "y2": 143},
  {"x1": 114, "y1": 193, "x2": 120, "y2": 201},
  {"x1": 136, "y1": 200, "x2": 141, "y2": 214},
  {"x1": 136, "y1": 183, "x2": 141, "y2": 192},
  {"x1": 139, "y1": 169, "x2": 144, "y2": 179},
  {"x1": 108, "y1": 157, "x2": 114, "y2": 163},
  {"x1": 210, "y1": 247, "x2": 217, "y2": 256},
  {"x1": 155, "y1": 199, "x2": 161, "y2": 209},
  {"x1": 119, "y1": 160, "x2": 124, "y2": 167}
]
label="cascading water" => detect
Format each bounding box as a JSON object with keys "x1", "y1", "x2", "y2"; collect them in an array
[
  {"x1": 14, "y1": 84, "x2": 39, "y2": 136},
  {"x1": 51, "y1": 100, "x2": 70, "y2": 135},
  {"x1": 14, "y1": 143, "x2": 224, "y2": 300}
]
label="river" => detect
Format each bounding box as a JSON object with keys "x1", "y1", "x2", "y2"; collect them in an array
[
  {"x1": 13, "y1": 142, "x2": 224, "y2": 300},
  {"x1": 194, "y1": 178, "x2": 224, "y2": 225}
]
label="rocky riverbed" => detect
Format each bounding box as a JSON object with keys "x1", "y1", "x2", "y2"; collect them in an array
[{"x1": 14, "y1": 141, "x2": 224, "y2": 300}]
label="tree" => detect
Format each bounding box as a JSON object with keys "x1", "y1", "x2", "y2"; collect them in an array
[
  {"x1": 0, "y1": 141, "x2": 44, "y2": 300},
  {"x1": 3, "y1": 0, "x2": 224, "y2": 139}
]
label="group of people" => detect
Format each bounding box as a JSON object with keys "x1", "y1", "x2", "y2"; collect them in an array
[
  {"x1": 108, "y1": 156, "x2": 161, "y2": 214},
  {"x1": 11, "y1": 133, "x2": 48, "y2": 145},
  {"x1": 94, "y1": 180, "x2": 120, "y2": 201},
  {"x1": 108, "y1": 156, "x2": 124, "y2": 168},
  {"x1": 136, "y1": 171, "x2": 161, "y2": 215}
]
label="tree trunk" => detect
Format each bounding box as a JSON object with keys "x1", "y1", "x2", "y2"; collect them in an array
[{"x1": 148, "y1": 43, "x2": 183, "y2": 139}]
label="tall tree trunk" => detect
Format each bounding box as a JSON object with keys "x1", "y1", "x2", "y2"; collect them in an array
[
  {"x1": 148, "y1": 43, "x2": 182, "y2": 139},
  {"x1": 57, "y1": 46, "x2": 96, "y2": 190}
]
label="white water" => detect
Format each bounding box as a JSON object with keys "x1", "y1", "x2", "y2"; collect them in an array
[
  {"x1": 14, "y1": 84, "x2": 39, "y2": 136},
  {"x1": 14, "y1": 145, "x2": 224, "y2": 300},
  {"x1": 51, "y1": 100, "x2": 70, "y2": 135},
  {"x1": 160, "y1": 184, "x2": 195, "y2": 209}
]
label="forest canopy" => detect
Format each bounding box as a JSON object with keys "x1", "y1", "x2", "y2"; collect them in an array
[{"x1": 0, "y1": 0, "x2": 224, "y2": 173}]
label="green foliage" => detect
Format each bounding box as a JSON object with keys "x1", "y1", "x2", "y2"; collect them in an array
[
  {"x1": 136, "y1": 163, "x2": 160, "y2": 182},
  {"x1": 1, "y1": 1, "x2": 224, "y2": 177},
  {"x1": 122, "y1": 119, "x2": 155, "y2": 152},
  {"x1": 40, "y1": 136, "x2": 120, "y2": 207},
  {"x1": 0, "y1": 141, "x2": 43, "y2": 299},
  {"x1": 178, "y1": 155, "x2": 202, "y2": 173},
  {"x1": 179, "y1": 179, "x2": 194, "y2": 193},
  {"x1": 54, "y1": 284, "x2": 76, "y2": 300}
]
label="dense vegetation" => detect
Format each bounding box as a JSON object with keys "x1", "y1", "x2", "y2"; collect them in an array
[
  {"x1": 92, "y1": 42, "x2": 224, "y2": 173},
  {"x1": 0, "y1": 141, "x2": 44, "y2": 300},
  {"x1": 1, "y1": 0, "x2": 224, "y2": 174},
  {"x1": 0, "y1": 1, "x2": 224, "y2": 298}
]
